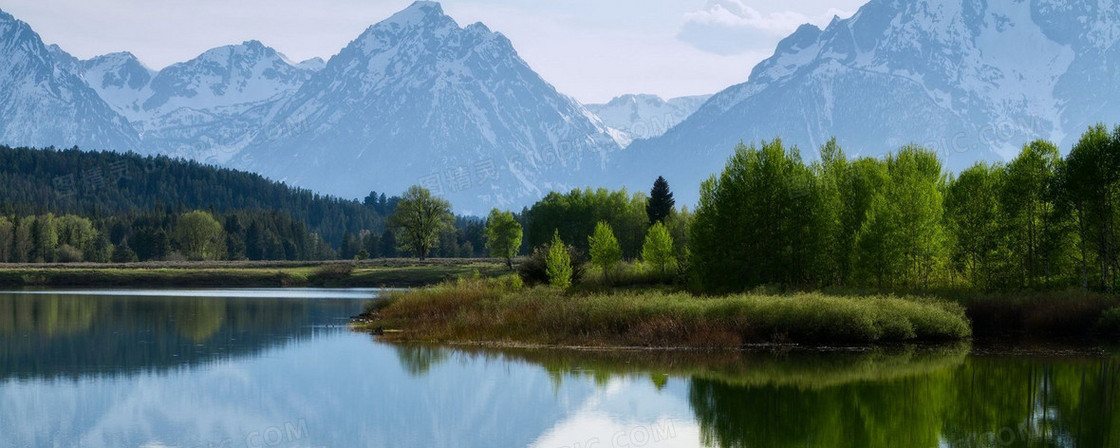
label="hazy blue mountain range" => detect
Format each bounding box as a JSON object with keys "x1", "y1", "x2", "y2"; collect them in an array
[
  {"x1": 617, "y1": 0, "x2": 1120, "y2": 204},
  {"x1": 2, "y1": 0, "x2": 1120, "y2": 211},
  {"x1": 0, "y1": 2, "x2": 630, "y2": 213}
]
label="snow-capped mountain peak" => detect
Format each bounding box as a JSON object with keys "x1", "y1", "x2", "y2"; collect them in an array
[
  {"x1": 141, "y1": 40, "x2": 313, "y2": 119},
  {"x1": 80, "y1": 51, "x2": 155, "y2": 120},
  {"x1": 586, "y1": 94, "x2": 712, "y2": 145},
  {"x1": 296, "y1": 57, "x2": 326, "y2": 71},
  {"x1": 619, "y1": 0, "x2": 1120, "y2": 206},
  {"x1": 229, "y1": 1, "x2": 620, "y2": 212},
  {"x1": 0, "y1": 7, "x2": 139, "y2": 151}
]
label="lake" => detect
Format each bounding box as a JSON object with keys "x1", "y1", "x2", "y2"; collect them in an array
[{"x1": 0, "y1": 289, "x2": 1117, "y2": 448}]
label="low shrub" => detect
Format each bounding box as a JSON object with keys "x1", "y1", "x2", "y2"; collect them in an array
[
  {"x1": 56, "y1": 245, "x2": 83, "y2": 263},
  {"x1": 518, "y1": 245, "x2": 585, "y2": 286},
  {"x1": 310, "y1": 262, "x2": 355, "y2": 282}
]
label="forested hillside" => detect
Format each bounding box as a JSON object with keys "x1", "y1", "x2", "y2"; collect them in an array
[{"x1": 0, "y1": 145, "x2": 383, "y2": 246}]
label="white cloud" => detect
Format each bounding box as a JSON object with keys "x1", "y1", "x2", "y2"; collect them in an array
[{"x1": 679, "y1": 0, "x2": 854, "y2": 55}]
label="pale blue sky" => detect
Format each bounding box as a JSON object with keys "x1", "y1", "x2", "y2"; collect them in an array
[{"x1": 0, "y1": 0, "x2": 867, "y2": 103}]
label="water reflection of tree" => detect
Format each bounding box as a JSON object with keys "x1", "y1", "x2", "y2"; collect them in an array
[
  {"x1": 0, "y1": 294, "x2": 97, "y2": 336},
  {"x1": 394, "y1": 345, "x2": 451, "y2": 376},
  {"x1": 0, "y1": 293, "x2": 359, "y2": 380},
  {"x1": 173, "y1": 299, "x2": 227, "y2": 342},
  {"x1": 690, "y1": 356, "x2": 1120, "y2": 448}
]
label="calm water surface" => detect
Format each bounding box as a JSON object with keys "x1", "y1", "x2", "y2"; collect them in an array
[{"x1": 0, "y1": 289, "x2": 1117, "y2": 448}]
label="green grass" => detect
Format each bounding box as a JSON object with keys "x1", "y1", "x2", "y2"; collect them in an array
[
  {"x1": 360, "y1": 276, "x2": 972, "y2": 347},
  {"x1": 0, "y1": 259, "x2": 510, "y2": 288}
]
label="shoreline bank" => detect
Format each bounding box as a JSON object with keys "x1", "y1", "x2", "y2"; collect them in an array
[{"x1": 0, "y1": 259, "x2": 509, "y2": 288}]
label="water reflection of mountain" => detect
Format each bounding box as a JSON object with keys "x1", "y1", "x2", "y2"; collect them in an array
[{"x1": 0, "y1": 292, "x2": 364, "y2": 380}]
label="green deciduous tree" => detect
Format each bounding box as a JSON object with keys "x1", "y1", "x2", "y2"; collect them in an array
[
  {"x1": 642, "y1": 221, "x2": 676, "y2": 278},
  {"x1": 1002, "y1": 140, "x2": 1062, "y2": 287},
  {"x1": 0, "y1": 217, "x2": 12, "y2": 263},
  {"x1": 485, "y1": 209, "x2": 523, "y2": 269},
  {"x1": 30, "y1": 214, "x2": 58, "y2": 263},
  {"x1": 175, "y1": 210, "x2": 224, "y2": 260},
  {"x1": 1057, "y1": 125, "x2": 1120, "y2": 290},
  {"x1": 854, "y1": 146, "x2": 949, "y2": 288},
  {"x1": 56, "y1": 215, "x2": 98, "y2": 257},
  {"x1": 389, "y1": 186, "x2": 453, "y2": 261},
  {"x1": 588, "y1": 221, "x2": 622, "y2": 282},
  {"x1": 525, "y1": 188, "x2": 649, "y2": 259},
  {"x1": 690, "y1": 139, "x2": 834, "y2": 292},
  {"x1": 13, "y1": 218, "x2": 32, "y2": 263},
  {"x1": 547, "y1": 231, "x2": 573, "y2": 289},
  {"x1": 945, "y1": 164, "x2": 1008, "y2": 290}
]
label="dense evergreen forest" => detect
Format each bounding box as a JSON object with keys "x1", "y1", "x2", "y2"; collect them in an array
[
  {"x1": 0, "y1": 145, "x2": 383, "y2": 246},
  {"x1": 0, "y1": 146, "x2": 490, "y2": 263}
]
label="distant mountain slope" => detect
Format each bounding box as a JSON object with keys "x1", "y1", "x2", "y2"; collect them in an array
[
  {"x1": 0, "y1": 145, "x2": 383, "y2": 245},
  {"x1": 619, "y1": 0, "x2": 1120, "y2": 204},
  {"x1": 586, "y1": 94, "x2": 711, "y2": 146},
  {"x1": 0, "y1": 10, "x2": 139, "y2": 152},
  {"x1": 229, "y1": 1, "x2": 620, "y2": 213},
  {"x1": 79, "y1": 41, "x2": 317, "y2": 163}
]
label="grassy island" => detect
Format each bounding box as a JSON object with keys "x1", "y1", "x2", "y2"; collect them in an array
[{"x1": 355, "y1": 276, "x2": 973, "y2": 347}]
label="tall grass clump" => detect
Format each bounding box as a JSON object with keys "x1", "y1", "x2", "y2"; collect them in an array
[{"x1": 362, "y1": 278, "x2": 971, "y2": 347}]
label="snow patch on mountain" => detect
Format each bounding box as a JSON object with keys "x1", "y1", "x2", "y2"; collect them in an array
[{"x1": 586, "y1": 94, "x2": 712, "y2": 146}]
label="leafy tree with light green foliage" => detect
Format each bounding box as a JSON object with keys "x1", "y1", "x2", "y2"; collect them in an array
[
  {"x1": 1002, "y1": 140, "x2": 1062, "y2": 287},
  {"x1": 588, "y1": 221, "x2": 622, "y2": 282},
  {"x1": 389, "y1": 186, "x2": 453, "y2": 261},
  {"x1": 642, "y1": 222, "x2": 676, "y2": 278},
  {"x1": 30, "y1": 213, "x2": 58, "y2": 263},
  {"x1": 854, "y1": 146, "x2": 949, "y2": 288},
  {"x1": 690, "y1": 139, "x2": 833, "y2": 292},
  {"x1": 546, "y1": 231, "x2": 573, "y2": 289},
  {"x1": 55, "y1": 215, "x2": 98, "y2": 257},
  {"x1": 0, "y1": 216, "x2": 12, "y2": 262},
  {"x1": 1056, "y1": 124, "x2": 1120, "y2": 291},
  {"x1": 485, "y1": 209, "x2": 523, "y2": 269},
  {"x1": 526, "y1": 188, "x2": 649, "y2": 258},
  {"x1": 13, "y1": 218, "x2": 32, "y2": 263},
  {"x1": 175, "y1": 210, "x2": 224, "y2": 260},
  {"x1": 945, "y1": 163, "x2": 1008, "y2": 290}
]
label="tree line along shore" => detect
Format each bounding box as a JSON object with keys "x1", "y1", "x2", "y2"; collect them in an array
[
  {"x1": 362, "y1": 124, "x2": 1120, "y2": 346},
  {"x1": 8, "y1": 126, "x2": 1120, "y2": 345}
]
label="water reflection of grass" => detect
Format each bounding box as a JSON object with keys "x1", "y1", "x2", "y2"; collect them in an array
[{"x1": 390, "y1": 343, "x2": 970, "y2": 390}]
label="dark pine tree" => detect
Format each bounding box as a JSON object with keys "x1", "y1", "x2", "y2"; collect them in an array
[{"x1": 647, "y1": 176, "x2": 675, "y2": 225}]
